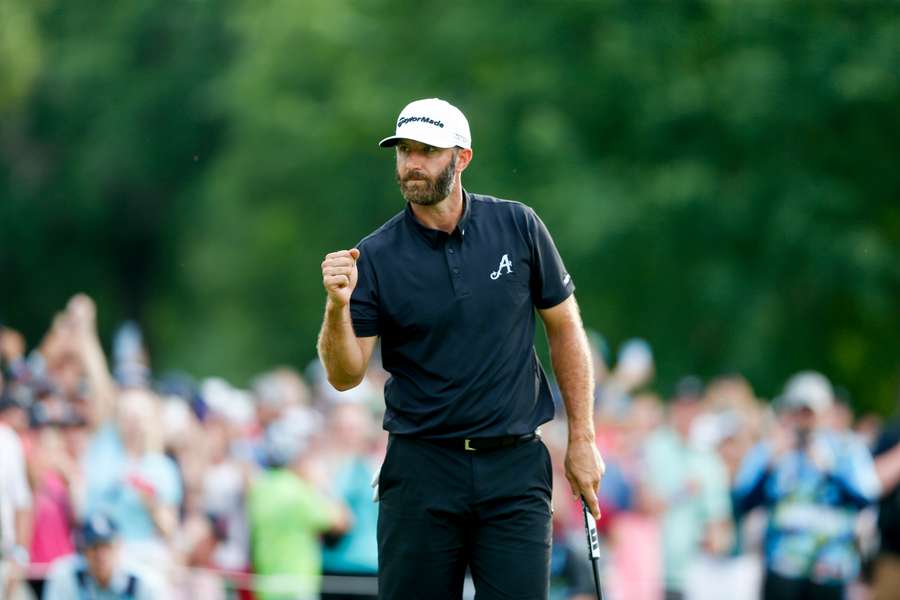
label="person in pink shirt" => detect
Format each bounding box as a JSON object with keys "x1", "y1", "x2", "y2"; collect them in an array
[{"x1": 26, "y1": 402, "x2": 86, "y2": 598}]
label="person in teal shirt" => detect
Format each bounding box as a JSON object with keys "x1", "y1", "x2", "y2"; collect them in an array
[
  {"x1": 320, "y1": 402, "x2": 380, "y2": 600},
  {"x1": 642, "y1": 378, "x2": 733, "y2": 600},
  {"x1": 321, "y1": 457, "x2": 378, "y2": 574},
  {"x1": 83, "y1": 418, "x2": 182, "y2": 543}
]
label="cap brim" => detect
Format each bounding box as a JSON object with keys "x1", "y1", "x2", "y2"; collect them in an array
[
  {"x1": 776, "y1": 394, "x2": 816, "y2": 413},
  {"x1": 378, "y1": 135, "x2": 402, "y2": 148},
  {"x1": 83, "y1": 535, "x2": 117, "y2": 546},
  {"x1": 378, "y1": 134, "x2": 458, "y2": 149}
]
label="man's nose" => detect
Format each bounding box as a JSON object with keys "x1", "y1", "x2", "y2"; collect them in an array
[{"x1": 401, "y1": 149, "x2": 427, "y2": 169}]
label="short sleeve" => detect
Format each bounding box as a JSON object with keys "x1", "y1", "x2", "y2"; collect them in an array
[
  {"x1": 350, "y1": 246, "x2": 380, "y2": 337},
  {"x1": 43, "y1": 559, "x2": 80, "y2": 600},
  {"x1": 150, "y1": 455, "x2": 183, "y2": 507},
  {"x1": 525, "y1": 208, "x2": 575, "y2": 309},
  {"x1": 1, "y1": 428, "x2": 32, "y2": 509},
  {"x1": 733, "y1": 442, "x2": 772, "y2": 500},
  {"x1": 296, "y1": 481, "x2": 339, "y2": 533},
  {"x1": 833, "y1": 436, "x2": 881, "y2": 502}
]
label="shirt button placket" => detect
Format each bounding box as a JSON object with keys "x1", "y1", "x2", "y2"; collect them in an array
[{"x1": 447, "y1": 241, "x2": 463, "y2": 296}]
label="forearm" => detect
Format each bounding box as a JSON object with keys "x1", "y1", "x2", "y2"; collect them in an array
[
  {"x1": 15, "y1": 508, "x2": 33, "y2": 550},
  {"x1": 148, "y1": 502, "x2": 178, "y2": 541},
  {"x1": 75, "y1": 331, "x2": 116, "y2": 427},
  {"x1": 62, "y1": 471, "x2": 86, "y2": 520},
  {"x1": 316, "y1": 300, "x2": 366, "y2": 390},
  {"x1": 547, "y1": 319, "x2": 594, "y2": 442}
]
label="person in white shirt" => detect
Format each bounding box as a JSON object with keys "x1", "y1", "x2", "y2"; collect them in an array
[{"x1": 0, "y1": 391, "x2": 33, "y2": 600}]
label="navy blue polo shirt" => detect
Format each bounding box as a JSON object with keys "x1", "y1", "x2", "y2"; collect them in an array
[{"x1": 350, "y1": 191, "x2": 575, "y2": 439}]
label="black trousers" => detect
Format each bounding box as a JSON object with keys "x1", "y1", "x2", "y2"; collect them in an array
[
  {"x1": 376, "y1": 434, "x2": 553, "y2": 600},
  {"x1": 762, "y1": 571, "x2": 845, "y2": 600}
]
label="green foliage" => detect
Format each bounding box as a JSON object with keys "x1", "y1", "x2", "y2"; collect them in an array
[{"x1": 2, "y1": 1, "x2": 898, "y2": 412}]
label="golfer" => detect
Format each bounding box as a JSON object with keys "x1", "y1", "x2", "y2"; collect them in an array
[{"x1": 318, "y1": 98, "x2": 604, "y2": 599}]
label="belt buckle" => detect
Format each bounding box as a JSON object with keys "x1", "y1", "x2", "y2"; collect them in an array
[{"x1": 464, "y1": 438, "x2": 476, "y2": 451}]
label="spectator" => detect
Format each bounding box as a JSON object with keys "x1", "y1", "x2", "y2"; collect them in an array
[
  {"x1": 605, "y1": 393, "x2": 664, "y2": 600},
  {"x1": 1, "y1": 323, "x2": 33, "y2": 597},
  {"x1": 199, "y1": 403, "x2": 253, "y2": 573},
  {"x1": 25, "y1": 400, "x2": 84, "y2": 599},
  {"x1": 248, "y1": 409, "x2": 349, "y2": 600},
  {"x1": 253, "y1": 368, "x2": 311, "y2": 428},
  {"x1": 871, "y1": 388, "x2": 900, "y2": 600},
  {"x1": 0, "y1": 326, "x2": 28, "y2": 389},
  {"x1": 161, "y1": 396, "x2": 229, "y2": 600},
  {"x1": 0, "y1": 388, "x2": 33, "y2": 600},
  {"x1": 68, "y1": 295, "x2": 181, "y2": 581},
  {"x1": 596, "y1": 338, "x2": 654, "y2": 421},
  {"x1": 43, "y1": 513, "x2": 161, "y2": 599},
  {"x1": 733, "y1": 371, "x2": 881, "y2": 600},
  {"x1": 320, "y1": 401, "x2": 380, "y2": 600},
  {"x1": 641, "y1": 376, "x2": 733, "y2": 600},
  {"x1": 234, "y1": 368, "x2": 313, "y2": 469}
]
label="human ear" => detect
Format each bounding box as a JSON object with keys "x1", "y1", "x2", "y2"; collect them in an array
[{"x1": 456, "y1": 148, "x2": 473, "y2": 173}]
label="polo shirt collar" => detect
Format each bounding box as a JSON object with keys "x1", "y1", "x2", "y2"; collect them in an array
[{"x1": 404, "y1": 188, "x2": 472, "y2": 248}]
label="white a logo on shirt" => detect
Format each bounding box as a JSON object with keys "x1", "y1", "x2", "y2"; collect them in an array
[{"x1": 490, "y1": 254, "x2": 513, "y2": 280}]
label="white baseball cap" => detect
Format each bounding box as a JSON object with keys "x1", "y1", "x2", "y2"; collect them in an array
[
  {"x1": 777, "y1": 370, "x2": 834, "y2": 415},
  {"x1": 379, "y1": 98, "x2": 472, "y2": 149}
]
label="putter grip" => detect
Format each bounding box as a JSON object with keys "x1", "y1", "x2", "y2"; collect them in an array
[{"x1": 582, "y1": 498, "x2": 601, "y2": 559}]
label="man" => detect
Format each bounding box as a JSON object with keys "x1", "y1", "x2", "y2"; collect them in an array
[
  {"x1": 248, "y1": 408, "x2": 350, "y2": 600},
  {"x1": 733, "y1": 371, "x2": 881, "y2": 600},
  {"x1": 640, "y1": 376, "x2": 733, "y2": 600},
  {"x1": 317, "y1": 97, "x2": 604, "y2": 599},
  {"x1": 66, "y1": 295, "x2": 182, "y2": 571},
  {"x1": 43, "y1": 513, "x2": 161, "y2": 600}
]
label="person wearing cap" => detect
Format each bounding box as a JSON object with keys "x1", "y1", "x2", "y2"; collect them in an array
[
  {"x1": 42, "y1": 513, "x2": 161, "y2": 600},
  {"x1": 733, "y1": 371, "x2": 881, "y2": 600},
  {"x1": 317, "y1": 98, "x2": 604, "y2": 598}
]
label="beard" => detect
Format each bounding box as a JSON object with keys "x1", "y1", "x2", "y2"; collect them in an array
[{"x1": 396, "y1": 151, "x2": 458, "y2": 206}]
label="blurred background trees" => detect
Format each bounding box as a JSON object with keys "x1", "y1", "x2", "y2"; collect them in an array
[{"x1": 2, "y1": 0, "x2": 898, "y2": 412}]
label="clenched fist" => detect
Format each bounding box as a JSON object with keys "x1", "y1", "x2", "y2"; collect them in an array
[{"x1": 322, "y1": 248, "x2": 360, "y2": 307}]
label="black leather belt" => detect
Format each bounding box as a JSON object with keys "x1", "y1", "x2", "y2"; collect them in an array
[{"x1": 418, "y1": 432, "x2": 538, "y2": 452}]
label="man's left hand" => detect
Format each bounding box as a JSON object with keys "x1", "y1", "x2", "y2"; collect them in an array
[{"x1": 564, "y1": 439, "x2": 605, "y2": 520}]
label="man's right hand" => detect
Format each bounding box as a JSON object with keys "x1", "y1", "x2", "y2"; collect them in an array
[{"x1": 322, "y1": 248, "x2": 360, "y2": 307}]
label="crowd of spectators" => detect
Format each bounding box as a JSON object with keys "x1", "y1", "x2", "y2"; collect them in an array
[{"x1": 0, "y1": 294, "x2": 898, "y2": 600}]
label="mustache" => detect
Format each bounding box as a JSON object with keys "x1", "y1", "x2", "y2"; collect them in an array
[{"x1": 401, "y1": 171, "x2": 429, "y2": 182}]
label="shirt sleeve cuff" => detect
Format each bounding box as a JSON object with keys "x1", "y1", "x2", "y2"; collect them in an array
[
  {"x1": 351, "y1": 319, "x2": 379, "y2": 337},
  {"x1": 534, "y1": 282, "x2": 575, "y2": 310}
]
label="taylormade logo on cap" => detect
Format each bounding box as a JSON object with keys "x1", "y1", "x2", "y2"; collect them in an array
[
  {"x1": 379, "y1": 98, "x2": 472, "y2": 150},
  {"x1": 397, "y1": 115, "x2": 444, "y2": 128}
]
